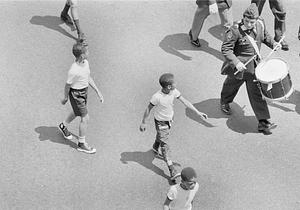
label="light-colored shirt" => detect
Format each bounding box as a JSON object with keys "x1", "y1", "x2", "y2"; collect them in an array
[
  {"x1": 167, "y1": 182, "x2": 199, "y2": 210},
  {"x1": 150, "y1": 89, "x2": 181, "y2": 121},
  {"x1": 66, "y1": 59, "x2": 90, "y2": 89}
]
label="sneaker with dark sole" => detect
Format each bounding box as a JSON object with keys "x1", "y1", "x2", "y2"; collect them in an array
[
  {"x1": 58, "y1": 123, "x2": 73, "y2": 140},
  {"x1": 77, "y1": 142, "x2": 96, "y2": 154},
  {"x1": 60, "y1": 13, "x2": 73, "y2": 26}
]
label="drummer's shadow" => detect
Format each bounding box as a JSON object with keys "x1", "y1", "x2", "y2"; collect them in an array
[
  {"x1": 186, "y1": 98, "x2": 258, "y2": 134},
  {"x1": 268, "y1": 89, "x2": 300, "y2": 114}
]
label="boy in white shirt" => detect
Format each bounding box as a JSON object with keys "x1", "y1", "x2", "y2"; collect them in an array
[
  {"x1": 163, "y1": 167, "x2": 199, "y2": 210},
  {"x1": 140, "y1": 73, "x2": 207, "y2": 180},
  {"x1": 58, "y1": 42, "x2": 104, "y2": 154}
]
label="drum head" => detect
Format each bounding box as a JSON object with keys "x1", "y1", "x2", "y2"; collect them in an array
[{"x1": 255, "y1": 58, "x2": 288, "y2": 83}]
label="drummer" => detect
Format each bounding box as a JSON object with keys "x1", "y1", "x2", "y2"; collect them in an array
[{"x1": 219, "y1": 3, "x2": 282, "y2": 135}]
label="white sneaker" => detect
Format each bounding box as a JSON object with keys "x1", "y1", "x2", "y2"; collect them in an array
[{"x1": 77, "y1": 142, "x2": 96, "y2": 154}]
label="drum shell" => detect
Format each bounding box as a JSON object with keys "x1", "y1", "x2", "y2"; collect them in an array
[
  {"x1": 258, "y1": 73, "x2": 293, "y2": 101},
  {"x1": 255, "y1": 58, "x2": 293, "y2": 101}
]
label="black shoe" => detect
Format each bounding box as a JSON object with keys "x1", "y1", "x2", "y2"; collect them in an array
[
  {"x1": 60, "y1": 12, "x2": 73, "y2": 25},
  {"x1": 258, "y1": 120, "x2": 277, "y2": 135},
  {"x1": 220, "y1": 103, "x2": 231, "y2": 115},
  {"x1": 189, "y1": 30, "x2": 201, "y2": 47},
  {"x1": 275, "y1": 37, "x2": 289, "y2": 51}
]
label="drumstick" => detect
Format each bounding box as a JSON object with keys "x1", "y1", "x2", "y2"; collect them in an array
[
  {"x1": 264, "y1": 35, "x2": 285, "y2": 61},
  {"x1": 234, "y1": 55, "x2": 257, "y2": 75}
]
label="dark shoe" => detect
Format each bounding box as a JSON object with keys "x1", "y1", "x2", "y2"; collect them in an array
[
  {"x1": 258, "y1": 120, "x2": 277, "y2": 135},
  {"x1": 60, "y1": 12, "x2": 73, "y2": 25},
  {"x1": 58, "y1": 123, "x2": 73, "y2": 140},
  {"x1": 220, "y1": 103, "x2": 231, "y2": 115},
  {"x1": 275, "y1": 37, "x2": 289, "y2": 51},
  {"x1": 77, "y1": 142, "x2": 96, "y2": 154},
  {"x1": 168, "y1": 164, "x2": 180, "y2": 180},
  {"x1": 281, "y1": 40, "x2": 289, "y2": 51},
  {"x1": 189, "y1": 30, "x2": 201, "y2": 47}
]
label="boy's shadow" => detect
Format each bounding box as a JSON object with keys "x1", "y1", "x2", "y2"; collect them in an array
[
  {"x1": 35, "y1": 126, "x2": 78, "y2": 149},
  {"x1": 159, "y1": 33, "x2": 225, "y2": 61},
  {"x1": 30, "y1": 15, "x2": 77, "y2": 40},
  {"x1": 268, "y1": 89, "x2": 300, "y2": 114},
  {"x1": 186, "y1": 98, "x2": 258, "y2": 134},
  {"x1": 120, "y1": 150, "x2": 181, "y2": 185}
]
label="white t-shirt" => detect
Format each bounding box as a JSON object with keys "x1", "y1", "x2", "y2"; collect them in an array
[
  {"x1": 150, "y1": 89, "x2": 181, "y2": 121},
  {"x1": 66, "y1": 59, "x2": 90, "y2": 89},
  {"x1": 167, "y1": 182, "x2": 199, "y2": 210}
]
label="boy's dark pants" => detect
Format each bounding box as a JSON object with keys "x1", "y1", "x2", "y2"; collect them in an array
[
  {"x1": 154, "y1": 119, "x2": 172, "y2": 164},
  {"x1": 221, "y1": 74, "x2": 270, "y2": 120}
]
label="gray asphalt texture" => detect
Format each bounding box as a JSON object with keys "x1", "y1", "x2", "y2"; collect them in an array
[{"x1": 1, "y1": 0, "x2": 300, "y2": 209}]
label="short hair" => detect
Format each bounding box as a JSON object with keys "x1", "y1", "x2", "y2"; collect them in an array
[
  {"x1": 243, "y1": 3, "x2": 259, "y2": 19},
  {"x1": 159, "y1": 73, "x2": 174, "y2": 88},
  {"x1": 181, "y1": 167, "x2": 197, "y2": 181},
  {"x1": 72, "y1": 42, "x2": 87, "y2": 58}
]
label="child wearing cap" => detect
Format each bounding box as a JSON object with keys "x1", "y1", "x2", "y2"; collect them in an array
[
  {"x1": 163, "y1": 167, "x2": 199, "y2": 210},
  {"x1": 58, "y1": 42, "x2": 104, "y2": 154},
  {"x1": 139, "y1": 73, "x2": 207, "y2": 180}
]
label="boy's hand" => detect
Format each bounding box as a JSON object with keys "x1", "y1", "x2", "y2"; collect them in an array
[
  {"x1": 139, "y1": 123, "x2": 146, "y2": 132},
  {"x1": 198, "y1": 111, "x2": 208, "y2": 120},
  {"x1": 98, "y1": 93, "x2": 104, "y2": 103},
  {"x1": 61, "y1": 98, "x2": 68, "y2": 105}
]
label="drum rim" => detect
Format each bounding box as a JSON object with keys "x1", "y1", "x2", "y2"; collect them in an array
[{"x1": 255, "y1": 57, "x2": 289, "y2": 84}]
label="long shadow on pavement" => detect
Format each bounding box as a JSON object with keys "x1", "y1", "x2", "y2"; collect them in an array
[
  {"x1": 159, "y1": 33, "x2": 225, "y2": 61},
  {"x1": 120, "y1": 150, "x2": 180, "y2": 185},
  {"x1": 268, "y1": 89, "x2": 300, "y2": 114},
  {"x1": 208, "y1": 24, "x2": 226, "y2": 42},
  {"x1": 30, "y1": 15, "x2": 77, "y2": 41},
  {"x1": 35, "y1": 126, "x2": 78, "y2": 149},
  {"x1": 186, "y1": 98, "x2": 258, "y2": 134}
]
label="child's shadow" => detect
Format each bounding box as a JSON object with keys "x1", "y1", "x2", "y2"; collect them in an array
[
  {"x1": 268, "y1": 89, "x2": 300, "y2": 114},
  {"x1": 186, "y1": 98, "x2": 258, "y2": 134},
  {"x1": 159, "y1": 33, "x2": 225, "y2": 61},
  {"x1": 120, "y1": 150, "x2": 180, "y2": 185},
  {"x1": 35, "y1": 126, "x2": 78, "y2": 149},
  {"x1": 30, "y1": 15, "x2": 77, "y2": 40}
]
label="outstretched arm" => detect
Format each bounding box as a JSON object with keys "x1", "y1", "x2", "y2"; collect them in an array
[
  {"x1": 178, "y1": 96, "x2": 208, "y2": 119},
  {"x1": 89, "y1": 76, "x2": 104, "y2": 103},
  {"x1": 140, "y1": 103, "x2": 154, "y2": 132}
]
